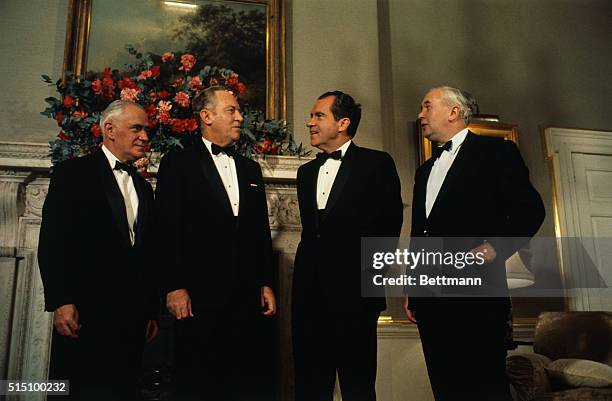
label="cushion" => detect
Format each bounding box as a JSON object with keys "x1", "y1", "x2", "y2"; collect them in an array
[
  {"x1": 507, "y1": 354, "x2": 552, "y2": 401},
  {"x1": 546, "y1": 359, "x2": 612, "y2": 389}
]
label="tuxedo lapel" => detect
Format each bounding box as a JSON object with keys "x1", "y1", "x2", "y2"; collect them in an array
[
  {"x1": 195, "y1": 140, "x2": 234, "y2": 217},
  {"x1": 322, "y1": 142, "x2": 356, "y2": 221},
  {"x1": 93, "y1": 150, "x2": 132, "y2": 247},
  {"x1": 234, "y1": 155, "x2": 248, "y2": 227},
  {"x1": 415, "y1": 158, "x2": 434, "y2": 224},
  {"x1": 132, "y1": 174, "x2": 149, "y2": 247},
  {"x1": 427, "y1": 132, "x2": 477, "y2": 220},
  {"x1": 302, "y1": 161, "x2": 320, "y2": 231}
]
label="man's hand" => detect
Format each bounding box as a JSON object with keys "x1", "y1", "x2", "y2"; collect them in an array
[
  {"x1": 403, "y1": 295, "x2": 417, "y2": 324},
  {"x1": 145, "y1": 319, "x2": 158, "y2": 342},
  {"x1": 166, "y1": 289, "x2": 194, "y2": 320},
  {"x1": 260, "y1": 286, "x2": 276, "y2": 316},
  {"x1": 470, "y1": 241, "x2": 497, "y2": 264},
  {"x1": 53, "y1": 304, "x2": 81, "y2": 338}
]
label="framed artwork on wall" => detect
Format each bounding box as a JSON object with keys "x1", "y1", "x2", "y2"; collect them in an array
[
  {"x1": 418, "y1": 120, "x2": 519, "y2": 164},
  {"x1": 62, "y1": 0, "x2": 286, "y2": 119}
]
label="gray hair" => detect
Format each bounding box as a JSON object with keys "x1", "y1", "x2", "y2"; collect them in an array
[
  {"x1": 192, "y1": 85, "x2": 230, "y2": 117},
  {"x1": 100, "y1": 100, "x2": 144, "y2": 135},
  {"x1": 435, "y1": 86, "x2": 478, "y2": 124}
]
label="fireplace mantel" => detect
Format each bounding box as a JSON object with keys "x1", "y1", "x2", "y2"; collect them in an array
[{"x1": 0, "y1": 141, "x2": 309, "y2": 400}]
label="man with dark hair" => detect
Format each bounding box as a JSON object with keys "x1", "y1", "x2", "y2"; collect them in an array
[
  {"x1": 38, "y1": 100, "x2": 159, "y2": 400},
  {"x1": 292, "y1": 91, "x2": 403, "y2": 401},
  {"x1": 155, "y1": 86, "x2": 276, "y2": 400},
  {"x1": 405, "y1": 86, "x2": 545, "y2": 401}
]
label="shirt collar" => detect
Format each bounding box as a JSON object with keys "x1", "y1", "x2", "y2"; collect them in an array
[
  {"x1": 336, "y1": 139, "x2": 352, "y2": 158},
  {"x1": 101, "y1": 144, "x2": 121, "y2": 170},
  {"x1": 446, "y1": 128, "x2": 469, "y2": 155},
  {"x1": 202, "y1": 137, "x2": 219, "y2": 157}
]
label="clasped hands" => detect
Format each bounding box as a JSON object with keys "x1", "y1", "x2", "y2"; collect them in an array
[
  {"x1": 402, "y1": 241, "x2": 497, "y2": 324},
  {"x1": 166, "y1": 286, "x2": 277, "y2": 320}
]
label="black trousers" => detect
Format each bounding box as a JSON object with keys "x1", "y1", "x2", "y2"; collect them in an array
[
  {"x1": 293, "y1": 306, "x2": 380, "y2": 401},
  {"x1": 172, "y1": 304, "x2": 274, "y2": 401},
  {"x1": 415, "y1": 298, "x2": 513, "y2": 401},
  {"x1": 48, "y1": 312, "x2": 146, "y2": 401}
]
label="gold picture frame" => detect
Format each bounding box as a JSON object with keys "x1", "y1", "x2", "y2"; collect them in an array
[
  {"x1": 62, "y1": 0, "x2": 286, "y2": 120},
  {"x1": 418, "y1": 120, "x2": 519, "y2": 164}
]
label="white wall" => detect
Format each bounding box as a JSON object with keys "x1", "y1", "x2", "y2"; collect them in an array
[{"x1": 0, "y1": 0, "x2": 68, "y2": 143}]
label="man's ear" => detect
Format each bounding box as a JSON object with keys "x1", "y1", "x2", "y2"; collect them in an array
[
  {"x1": 200, "y1": 109, "x2": 212, "y2": 125},
  {"x1": 104, "y1": 121, "x2": 114, "y2": 140},
  {"x1": 338, "y1": 117, "x2": 351, "y2": 134},
  {"x1": 448, "y1": 106, "x2": 461, "y2": 123}
]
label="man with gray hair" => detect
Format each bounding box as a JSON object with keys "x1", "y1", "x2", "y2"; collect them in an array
[
  {"x1": 404, "y1": 87, "x2": 544, "y2": 400},
  {"x1": 39, "y1": 100, "x2": 159, "y2": 400}
]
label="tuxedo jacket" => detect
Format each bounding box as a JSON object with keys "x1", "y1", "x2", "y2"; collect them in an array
[
  {"x1": 293, "y1": 142, "x2": 403, "y2": 315},
  {"x1": 409, "y1": 132, "x2": 545, "y2": 309},
  {"x1": 155, "y1": 139, "x2": 273, "y2": 311},
  {"x1": 38, "y1": 149, "x2": 158, "y2": 319}
]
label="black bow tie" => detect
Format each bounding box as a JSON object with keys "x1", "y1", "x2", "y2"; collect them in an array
[
  {"x1": 211, "y1": 143, "x2": 236, "y2": 157},
  {"x1": 114, "y1": 160, "x2": 137, "y2": 175},
  {"x1": 432, "y1": 141, "x2": 452, "y2": 159},
  {"x1": 316, "y1": 150, "x2": 342, "y2": 163}
]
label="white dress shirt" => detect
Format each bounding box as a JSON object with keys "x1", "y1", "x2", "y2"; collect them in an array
[
  {"x1": 425, "y1": 128, "x2": 469, "y2": 217},
  {"x1": 316, "y1": 140, "x2": 352, "y2": 210},
  {"x1": 101, "y1": 145, "x2": 139, "y2": 244},
  {"x1": 203, "y1": 137, "x2": 240, "y2": 216}
]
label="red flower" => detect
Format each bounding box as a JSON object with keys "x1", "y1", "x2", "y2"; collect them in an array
[
  {"x1": 144, "y1": 104, "x2": 157, "y2": 117},
  {"x1": 150, "y1": 65, "x2": 161, "y2": 78},
  {"x1": 63, "y1": 95, "x2": 75, "y2": 108},
  {"x1": 137, "y1": 70, "x2": 152, "y2": 81},
  {"x1": 58, "y1": 131, "x2": 69, "y2": 141},
  {"x1": 185, "y1": 118, "x2": 198, "y2": 132},
  {"x1": 92, "y1": 79, "x2": 103, "y2": 95},
  {"x1": 173, "y1": 78, "x2": 185, "y2": 87},
  {"x1": 269, "y1": 145, "x2": 279, "y2": 155},
  {"x1": 72, "y1": 110, "x2": 88, "y2": 120},
  {"x1": 56, "y1": 111, "x2": 63, "y2": 126},
  {"x1": 148, "y1": 118, "x2": 156, "y2": 128},
  {"x1": 157, "y1": 112, "x2": 171, "y2": 124},
  {"x1": 236, "y1": 82, "x2": 246, "y2": 95},
  {"x1": 98, "y1": 67, "x2": 116, "y2": 100},
  {"x1": 253, "y1": 144, "x2": 264, "y2": 154},
  {"x1": 157, "y1": 90, "x2": 171, "y2": 99},
  {"x1": 189, "y1": 76, "x2": 203, "y2": 91},
  {"x1": 118, "y1": 77, "x2": 137, "y2": 90},
  {"x1": 179, "y1": 54, "x2": 196, "y2": 72},
  {"x1": 174, "y1": 91, "x2": 190, "y2": 108},
  {"x1": 161, "y1": 52, "x2": 175, "y2": 62},
  {"x1": 90, "y1": 123, "x2": 101, "y2": 137},
  {"x1": 170, "y1": 118, "x2": 185, "y2": 133},
  {"x1": 209, "y1": 77, "x2": 219, "y2": 86}
]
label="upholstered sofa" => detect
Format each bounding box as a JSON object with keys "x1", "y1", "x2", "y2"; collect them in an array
[{"x1": 507, "y1": 312, "x2": 612, "y2": 401}]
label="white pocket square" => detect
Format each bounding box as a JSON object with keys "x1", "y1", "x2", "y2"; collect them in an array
[{"x1": 250, "y1": 183, "x2": 258, "y2": 187}]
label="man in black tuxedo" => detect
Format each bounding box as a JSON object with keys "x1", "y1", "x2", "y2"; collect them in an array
[
  {"x1": 292, "y1": 91, "x2": 403, "y2": 401},
  {"x1": 38, "y1": 100, "x2": 159, "y2": 400},
  {"x1": 404, "y1": 86, "x2": 545, "y2": 401},
  {"x1": 155, "y1": 86, "x2": 276, "y2": 401}
]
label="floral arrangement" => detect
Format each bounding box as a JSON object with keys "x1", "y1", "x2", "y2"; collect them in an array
[{"x1": 42, "y1": 45, "x2": 307, "y2": 167}]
